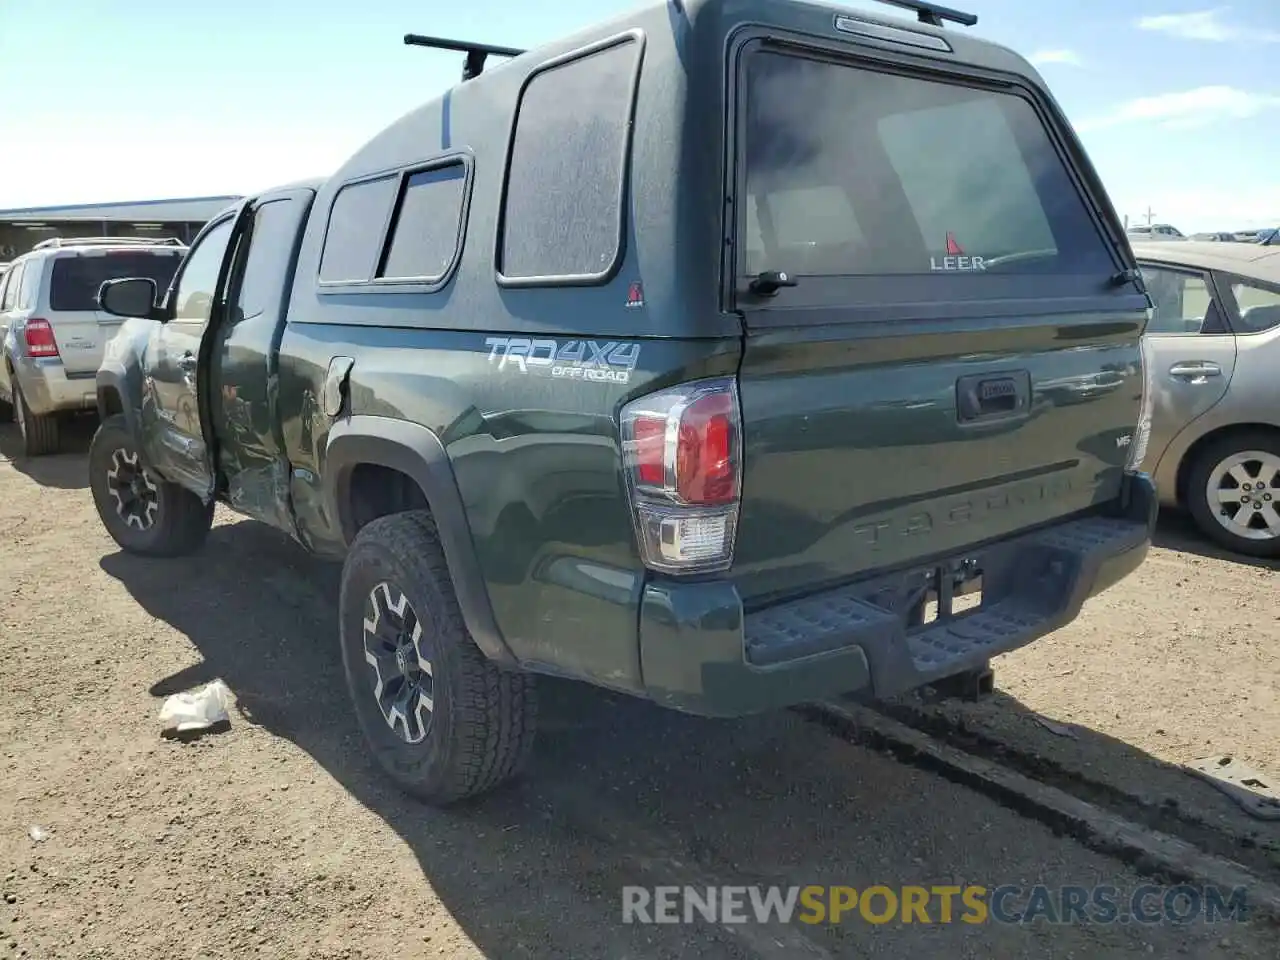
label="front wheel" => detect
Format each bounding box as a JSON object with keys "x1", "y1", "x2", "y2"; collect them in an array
[
  {"x1": 338, "y1": 510, "x2": 538, "y2": 806},
  {"x1": 1186, "y1": 431, "x2": 1280, "y2": 558},
  {"x1": 89, "y1": 414, "x2": 214, "y2": 556}
]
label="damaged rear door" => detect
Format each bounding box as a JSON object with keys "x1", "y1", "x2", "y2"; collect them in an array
[{"x1": 207, "y1": 188, "x2": 315, "y2": 530}]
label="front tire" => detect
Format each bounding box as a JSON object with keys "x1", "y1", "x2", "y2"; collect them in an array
[
  {"x1": 1186, "y1": 431, "x2": 1280, "y2": 558},
  {"x1": 338, "y1": 510, "x2": 537, "y2": 806},
  {"x1": 13, "y1": 382, "x2": 59, "y2": 456},
  {"x1": 89, "y1": 414, "x2": 214, "y2": 556}
]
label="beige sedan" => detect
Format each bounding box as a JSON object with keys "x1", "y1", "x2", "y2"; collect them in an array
[{"x1": 1130, "y1": 240, "x2": 1280, "y2": 557}]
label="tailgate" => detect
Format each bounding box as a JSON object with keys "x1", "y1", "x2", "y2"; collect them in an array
[
  {"x1": 728, "y1": 42, "x2": 1148, "y2": 605},
  {"x1": 732, "y1": 315, "x2": 1142, "y2": 602},
  {"x1": 47, "y1": 309, "x2": 118, "y2": 376},
  {"x1": 48, "y1": 249, "x2": 182, "y2": 374}
]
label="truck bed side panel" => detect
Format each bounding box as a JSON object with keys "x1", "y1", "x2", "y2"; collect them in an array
[{"x1": 277, "y1": 321, "x2": 739, "y2": 694}]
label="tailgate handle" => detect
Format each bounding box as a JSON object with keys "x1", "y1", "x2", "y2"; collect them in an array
[{"x1": 956, "y1": 371, "x2": 1031, "y2": 423}]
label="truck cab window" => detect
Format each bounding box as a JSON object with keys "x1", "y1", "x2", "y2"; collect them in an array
[
  {"x1": 234, "y1": 200, "x2": 300, "y2": 322},
  {"x1": 173, "y1": 218, "x2": 235, "y2": 325}
]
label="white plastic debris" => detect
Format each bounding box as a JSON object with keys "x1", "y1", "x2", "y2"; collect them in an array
[
  {"x1": 28, "y1": 825, "x2": 48, "y2": 843},
  {"x1": 158, "y1": 680, "x2": 232, "y2": 741}
]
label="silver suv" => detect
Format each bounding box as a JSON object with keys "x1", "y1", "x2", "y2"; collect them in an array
[{"x1": 0, "y1": 237, "x2": 186, "y2": 455}]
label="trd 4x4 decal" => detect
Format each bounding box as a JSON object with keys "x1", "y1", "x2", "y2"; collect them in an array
[
  {"x1": 930, "y1": 232, "x2": 987, "y2": 273},
  {"x1": 483, "y1": 337, "x2": 642, "y2": 385}
]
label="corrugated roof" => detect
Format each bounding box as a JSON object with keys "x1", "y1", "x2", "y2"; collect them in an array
[{"x1": 0, "y1": 195, "x2": 242, "y2": 222}]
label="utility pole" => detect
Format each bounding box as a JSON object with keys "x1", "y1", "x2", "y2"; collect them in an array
[{"x1": 1142, "y1": 206, "x2": 1156, "y2": 227}]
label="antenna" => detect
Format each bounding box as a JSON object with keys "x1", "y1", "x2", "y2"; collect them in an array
[
  {"x1": 871, "y1": 0, "x2": 978, "y2": 27},
  {"x1": 403, "y1": 34, "x2": 526, "y2": 82}
]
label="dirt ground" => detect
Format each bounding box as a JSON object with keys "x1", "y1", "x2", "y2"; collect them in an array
[
  {"x1": 998, "y1": 510, "x2": 1280, "y2": 773},
  {"x1": 1, "y1": 420, "x2": 1278, "y2": 960}
]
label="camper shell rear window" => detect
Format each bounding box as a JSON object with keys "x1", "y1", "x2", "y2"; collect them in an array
[{"x1": 734, "y1": 45, "x2": 1118, "y2": 307}]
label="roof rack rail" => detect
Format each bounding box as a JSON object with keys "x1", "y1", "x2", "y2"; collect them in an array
[
  {"x1": 32, "y1": 236, "x2": 185, "y2": 252},
  {"x1": 403, "y1": 33, "x2": 525, "y2": 82},
  {"x1": 872, "y1": 0, "x2": 978, "y2": 27}
]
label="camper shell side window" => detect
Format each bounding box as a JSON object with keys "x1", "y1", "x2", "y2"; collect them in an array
[
  {"x1": 495, "y1": 31, "x2": 645, "y2": 287},
  {"x1": 317, "y1": 155, "x2": 474, "y2": 295}
]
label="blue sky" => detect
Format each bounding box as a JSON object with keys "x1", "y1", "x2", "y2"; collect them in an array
[{"x1": 0, "y1": 0, "x2": 1276, "y2": 231}]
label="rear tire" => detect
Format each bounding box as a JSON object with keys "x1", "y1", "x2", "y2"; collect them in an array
[
  {"x1": 14, "y1": 382, "x2": 59, "y2": 456},
  {"x1": 338, "y1": 510, "x2": 538, "y2": 806},
  {"x1": 89, "y1": 414, "x2": 214, "y2": 556},
  {"x1": 1186, "y1": 430, "x2": 1280, "y2": 559}
]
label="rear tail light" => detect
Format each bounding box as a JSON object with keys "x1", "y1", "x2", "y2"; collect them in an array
[
  {"x1": 23, "y1": 319, "x2": 59, "y2": 358},
  {"x1": 620, "y1": 377, "x2": 742, "y2": 574}
]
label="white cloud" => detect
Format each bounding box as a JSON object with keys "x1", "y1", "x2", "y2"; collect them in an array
[
  {"x1": 1136, "y1": 8, "x2": 1280, "y2": 43},
  {"x1": 1029, "y1": 49, "x2": 1083, "y2": 67},
  {"x1": 1075, "y1": 86, "x2": 1280, "y2": 132}
]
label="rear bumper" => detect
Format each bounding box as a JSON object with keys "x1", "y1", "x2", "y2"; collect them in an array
[
  {"x1": 638, "y1": 472, "x2": 1157, "y2": 717},
  {"x1": 12, "y1": 355, "x2": 97, "y2": 416}
]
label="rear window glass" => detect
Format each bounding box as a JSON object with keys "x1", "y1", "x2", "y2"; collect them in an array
[
  {"x1": 739, "y1": 51, "x2": 1114, "y2": 282},
  {"x1": 1228, "y1": 278, "x2": 1280, "y2": 333},
  {"x1": 49, "y1": 252, "x2": 182, "y2": 312}
]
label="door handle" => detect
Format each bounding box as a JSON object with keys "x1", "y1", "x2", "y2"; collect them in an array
[
  {"x1": 178, "y1": 354, "x2": 197, "y2": 372},
  {"x1": 1169, "y1": 361, "x2": 1221, "y2": 381}
]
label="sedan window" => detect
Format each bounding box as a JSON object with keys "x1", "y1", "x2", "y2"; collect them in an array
[
  {"x1": 1229, "y1": 280, "x2": 1280, "y2": 333},
  {"x1": 1140, "y1": 266, "x2": 1226, "y2": 335}
]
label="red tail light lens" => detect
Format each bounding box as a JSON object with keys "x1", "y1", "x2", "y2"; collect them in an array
[
  {"x1": 620, "y1": 377, "x2": 742, "y2": 574},
  {"x1": 676, "y1": 391, "x2": 736, "y2": 505},
  {"x1": 630, "y1": 415, "x2": 667, "y2": 486},
  {"x1": 23, "y1": 319, "x2": 59, "y2": 358}
]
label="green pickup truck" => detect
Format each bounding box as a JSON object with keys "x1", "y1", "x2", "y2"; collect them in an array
[{"x1": 89, "y1": 0, "x2": 1157, "y2": 805}]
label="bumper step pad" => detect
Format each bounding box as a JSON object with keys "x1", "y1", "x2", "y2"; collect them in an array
[{"x1": 743, "y1": 515, "x2": 1149, "y2": 698}]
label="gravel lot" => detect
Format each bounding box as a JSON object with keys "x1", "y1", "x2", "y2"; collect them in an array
[{"x1": 1, "y1": 420, "x2": 1277, "y2": 960}]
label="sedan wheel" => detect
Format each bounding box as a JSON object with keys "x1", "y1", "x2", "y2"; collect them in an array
[
  {"x1": 1187, "y1": 433, "x2": 1280, "y2": 558},
  {"x1": 1206, "y1": 450, "x2": 1280, "y2": 542}
]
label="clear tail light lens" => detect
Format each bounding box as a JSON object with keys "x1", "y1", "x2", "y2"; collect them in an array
[
  {"x1": 1126, "y1": 336, "x2": 1154, "y2": 472},
  {"x1": 620, "y1": 377, "x2": 742, "y2": 574},
  {"x1": 23, "y1": 319, "x2": 59, "y2": 358}
]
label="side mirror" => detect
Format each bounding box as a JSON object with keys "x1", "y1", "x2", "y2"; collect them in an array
[{"x1": 98, "y1": 277, "x2": 160, "y2": 320}]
